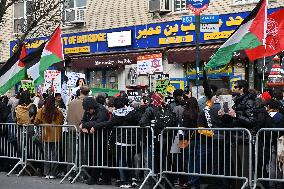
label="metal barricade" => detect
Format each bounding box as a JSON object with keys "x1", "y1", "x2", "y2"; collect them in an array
[
  {"x1": 73, "y1": 126, "x2": 156, "y2": 189},
  {"x1": 253, "y1": 128, "x2": 284, "y2": 189},
  {"x1": 20, "y1": 124, "x2": 78, "y2": 183},
  {"x1": 0, "y1": 123, "x2": 26, "y2": 176},
  {"x1": 153, "y1": 127, "x2": 252, "y2": 189}
]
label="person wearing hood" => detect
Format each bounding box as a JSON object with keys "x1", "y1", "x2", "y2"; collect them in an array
[
  {"x1": 91, "y1": 97, "x2": 140, "y2": 188},
  {"x1": 80, "y1": 96, "x2": 110, "y2": 185}
]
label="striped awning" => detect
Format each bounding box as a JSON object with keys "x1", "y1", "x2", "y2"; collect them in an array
[{"x1": 167, "y1": 44, "x2": 221, "y2": 64}]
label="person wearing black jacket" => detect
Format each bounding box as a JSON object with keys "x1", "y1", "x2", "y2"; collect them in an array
[
  {"x1": 80, "y1": 97, "x2": 110, "y2": 185},
  {"x1": 91, "y1": 97, "x2": 141, "y2": 188}
]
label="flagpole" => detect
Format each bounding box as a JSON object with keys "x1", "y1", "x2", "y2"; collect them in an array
[{"x1": 262, "y1": 0, "x2": 268, "y2": 93}]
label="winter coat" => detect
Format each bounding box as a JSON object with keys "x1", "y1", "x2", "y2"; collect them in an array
[
  {"x1": 15, "y1": 103, "x2": 37, "y2": 125},
  {"x1": 93, "y1": 106, "x2": 140, "y2": 145},
  {"x1": 34, "y1": 108, "x2": 64, "y2": 142},
  {"x1": 0, "y1": 102, "x2": 10, "y2": 123},
  {"x1": 67, "y1": 96, "x2": 85, "y2": 129},
  {"x1": 233, "y1": 92, "x2": 257, "y2": 129},
  {"x1": 81, "y1": 103, "x2": 109, "y2": 129}
]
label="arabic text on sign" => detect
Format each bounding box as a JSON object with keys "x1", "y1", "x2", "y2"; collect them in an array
[
  {"x1": 204, "y1": 30, "x2": 234, "y2": 40},
  {"x1": 200, "y1": 24, "x2": 220, "y2": 33},
  {"x1": 159, "y1": 35, "x2": 193, "y2": 45}
]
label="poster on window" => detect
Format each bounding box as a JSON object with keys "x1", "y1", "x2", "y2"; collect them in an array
[
  {"x1": 66, "y1": 72, "x2": 86, "y2": 87},
  {"x1": 43, "y1": 70, "x2": 61, "y2": 94},
  {"x1": 137, "y1": 53, "x2": 163, "y2": 75}
]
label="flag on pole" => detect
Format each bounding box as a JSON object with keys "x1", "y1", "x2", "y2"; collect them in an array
[
  {"x1": 0, "y1": 44, "x2": 27, "y2": 95},
  {"x1": 245, "y1": 8, "x2": 284, "y2": 61},
  {"x1": 205, "y1": 0, "x2": 267, "y2": 69},
  {"x1": 25, "y1": 27, "x2": 64, "y2": 85}
]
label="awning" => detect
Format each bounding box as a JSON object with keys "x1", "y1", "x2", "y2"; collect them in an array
[
  {"x1": 70, "y1": 49, "x2": 163, "y2": 69},
  {"x1": 167, "y1": 44, "x2": 221, "y2": 64}
]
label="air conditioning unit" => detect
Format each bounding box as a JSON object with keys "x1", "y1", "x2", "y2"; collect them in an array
[
  {"x1": 64, "y1": 8, "x2": 86, "y2": 24},
  {"x1": 149, "y1": 0, "x2": 171, "y2": 13}
]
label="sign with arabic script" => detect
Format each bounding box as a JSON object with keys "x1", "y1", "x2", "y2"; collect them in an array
[
  {"x1": 43, "y1": 70, "x2": 61, "y2": 94},
  {"x1": 137, "y1": 54, "x2": 163, "y2": 75}
]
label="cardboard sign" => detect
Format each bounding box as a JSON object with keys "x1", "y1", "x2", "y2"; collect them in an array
[
  {"x1": 21, "y1": 80, "x2": 35, "y2": 94},
  {"x1": 43, "y1": 70, "x2": 61, "y2": 94},
  {"x1": 137, "y1": 53, "x2": 163, "y2": 75},
  {"x1": 66, "y1": 72, "x2": 86, "y2": 87}
]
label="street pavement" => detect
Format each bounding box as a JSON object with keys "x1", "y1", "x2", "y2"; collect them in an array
[{"x1": 0, "y1": 172, "x2": 115, "y2": 189}]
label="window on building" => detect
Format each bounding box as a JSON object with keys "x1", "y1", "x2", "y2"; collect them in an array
[
  {"x1": 174, "y1": 0, "x2": 187, "y2": 12},
  {"x1": 232, "y1": 0, "x2": 262, "y2": 5},
  {"x1": 13, "y1": 0, "x2": 34, "y2": 33},
  {"x1": 63, "y1": 0, "x2": 87, "y2": 24}
]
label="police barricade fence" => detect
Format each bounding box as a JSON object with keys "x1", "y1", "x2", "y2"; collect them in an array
[
  {"x1": 254, "y1": 128, "x2": 284, "y2": 189},
  {"x1": 73, "y1": 126, "x2": 156, "y2": 189},
  {"x1": 21, "y1": 124, "x2": 79, "y2": 183},
  {"x1": 0, "y1": 123, "x2": 26, "y2": 176},
  {"x1": 153, "y1": 127, "x2": 253, "y2": 189}
]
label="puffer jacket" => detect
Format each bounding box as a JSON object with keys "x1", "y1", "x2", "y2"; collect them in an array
[
  {"x1": 81, "y1": 103, "x2": 109, "y2": 129},
  {"x1": 233, "y1": 92, "x2": 257, "y2": 130},
  {"x1": 93, "y1": 106, "x2": 141, "y2": 145}
]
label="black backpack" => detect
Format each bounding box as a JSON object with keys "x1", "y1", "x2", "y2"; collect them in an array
[{"x1": 154, "y1": 106, "x2": 177, "y2": 133}]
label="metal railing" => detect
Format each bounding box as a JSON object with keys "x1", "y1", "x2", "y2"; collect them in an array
[
  {"x1": 153, "y1": 127, "x2": 252, "y2": 189},
  {"x1": 253, "y1": 128, "x2": 284, "y2": 189},
  {"x1": 0, "y1": 123, "x2": 25, "y2": 176},
  {"x1": 72, "y1": 126, "x2": 156, "y2": 189}
]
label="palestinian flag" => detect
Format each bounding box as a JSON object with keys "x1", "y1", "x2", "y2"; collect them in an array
[
  {"x1": 0, "y1": 44, "x2": 27, "y2": 95},
  {"x1": 25, "y1": 27, "x2": 63, "y2": 85},
  {"x1": 205, "y1": 0, "x2": 267, "y2": 69}
]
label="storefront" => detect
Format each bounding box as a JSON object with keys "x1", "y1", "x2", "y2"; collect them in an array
[{"x1": 10, "y1": 8, "x2": 280, "y2": 93}]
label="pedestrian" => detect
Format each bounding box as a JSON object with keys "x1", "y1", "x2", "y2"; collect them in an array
[
  {"x1": 66, "y1": 86, "x2": 90, "y2": 177},
  {"x1": 34, "y1": 96, "x2": 64, "y2": 179}
]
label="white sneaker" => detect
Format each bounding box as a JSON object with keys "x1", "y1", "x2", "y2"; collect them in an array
[
  {"x1": 44, "y1": 175, "x2": 50, "y2": 179},
  {"x1": 49, "y1": 176, "x2": 56, "y2": 179},
  {"x1": 120, "y1": 184, "x2": 133, "y2": 188}
]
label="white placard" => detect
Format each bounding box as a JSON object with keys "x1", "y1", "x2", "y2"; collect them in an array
[
  {"x1": 43, "y1": 70, "x2": 61, "y2": 94},
  {"x1": 200, "y1": 23, "x2": 219, "y2": 33},
  {"x1": 107, "y1": 30, "x2": 132, "y2": 47},
  {"x1": 66, "y1": 72, "x2": 86, "y2": 87},
  {"x1": 219, "y1": 95, "x2": 233, "y2": 114},
  {"x1": 137, "y1": 54, "x2": 163, "y2": 75}
]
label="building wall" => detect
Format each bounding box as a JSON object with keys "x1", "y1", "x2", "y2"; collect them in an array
[{"x1": 1, "y1": 0, "x2": 283, "y2": 62}]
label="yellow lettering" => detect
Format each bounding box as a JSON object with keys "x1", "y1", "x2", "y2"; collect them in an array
[
  {"x1": 63, "y1": 37, "x2": 68, "y2": 45},
  {"x1": 68, "y1": 36, "x2": 76, "y2": 45}
]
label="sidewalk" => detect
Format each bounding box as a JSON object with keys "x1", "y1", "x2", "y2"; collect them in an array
[{"x1": 0, "y1": 173, "x2": 114, "y2": 189}]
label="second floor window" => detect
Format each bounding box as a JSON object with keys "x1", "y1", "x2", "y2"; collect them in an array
[
  {"x1": 14, "y1": 0, "x2": 33, "y2": 33},
  {"x1": 232, "y1": 0, "x2": 260, "y2": 5},
  {"x1": 63, "y1": 0, "x2": 87, "y2": 23},
  {"x1": 64, "y1": 0, "x2": 87, "y2": 9},
  {"x1": 174, "y1": 0, "x2": 187, "y2": 12}
]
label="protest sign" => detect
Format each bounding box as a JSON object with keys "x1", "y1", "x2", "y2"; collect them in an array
[
  {"x1": 137, "y1": 53, "x2": 163, "y2": 75},
  {"x1": 127, "y1": 90, "x2": 142, "y2": 102},
  {"x1": 66, "y1": 72, "x2": 86, "y2": 87},
  {"x1": 43, "y1": 70, "x2": 61, "y2": 94},
  {"x1": 219, "y1": 95, "x2": 233, "y2": 114},
  {"x1": 21, "y1": 80, "x2": 35, "y2": 94}
]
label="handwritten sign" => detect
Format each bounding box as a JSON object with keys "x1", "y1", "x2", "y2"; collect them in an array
[
  {"x1": 137, "y1": 53, "x2": 163, "y2": 75},
  {"x1": 43, "y1": 70, "x2": 61, "y2": 94},
  {"x1": 156, "y1": 79, "x2": 170, "y2": 96},
  {"x1": 21, "y1": 80, "x2": 35, "y2": 94}
]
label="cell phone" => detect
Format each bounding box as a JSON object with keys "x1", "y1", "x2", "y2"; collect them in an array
[{"x1": 223, "y1": 102, "x2": 229, "y2": 114}]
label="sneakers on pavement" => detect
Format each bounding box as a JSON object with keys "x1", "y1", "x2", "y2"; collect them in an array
[{"x1": 120, "y1": 184, "x2": 133, "y2": 188}]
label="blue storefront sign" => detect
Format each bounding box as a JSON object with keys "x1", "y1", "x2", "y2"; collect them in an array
[
  {"x1": 10, "y1": 8, "x2": 279, "y2": 56},
  {"x1": 182, "y1": 15, "x2": 219, "y2": 24}
]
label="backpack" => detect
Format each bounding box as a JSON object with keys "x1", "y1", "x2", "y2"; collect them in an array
[
  {"x1": 277, "y1": 136, "x2": 284, "y2": 172},
  {"x1": 154, "y1": 106, "x2": 177, "y2": 134}
]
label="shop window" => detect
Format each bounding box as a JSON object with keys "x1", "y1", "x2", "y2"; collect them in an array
[
  {"x1": 63, "y1": 0, "x2": 86, "y2": 24},
  {"x1": 90, "y1": 71, "x2": 102, "y2": 88},
  {"x1": 13, "y1": 0, "x2": 34, "y2": 33},
  {"x1": 174, "y1": 0, "x2": 187, "y2": 12}
]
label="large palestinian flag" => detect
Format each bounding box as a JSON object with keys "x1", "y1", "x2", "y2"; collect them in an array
[
  {"x1": 26, "y1": 27, "x2": 63, "y2": 85},
  {"x1": 205, "y1": 0, "x2": 267, "y2": 69},
  {"x1": 0, "y1": 44, "x2": 27, "y2": 95}
]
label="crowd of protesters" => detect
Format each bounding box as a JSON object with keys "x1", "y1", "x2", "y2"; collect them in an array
[{"x1": 0, "y1": 78, "x2": 284, "y2": 189}]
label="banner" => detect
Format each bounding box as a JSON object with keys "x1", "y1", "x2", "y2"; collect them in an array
[
  {"x1": 21, "y1": 80, "x2": 35, "y2": 94},
  {"x1": 66, "y1": 72, "x2": 86, "y2": 87},
  {"x1": 43, "y1": 70, "x2": 61, "y2": 94},
  {"x1": 137, "y1": 53, "x2": 163, "y2": 75}
]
